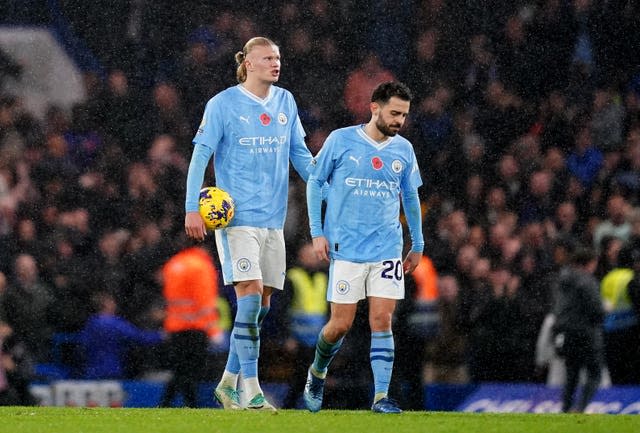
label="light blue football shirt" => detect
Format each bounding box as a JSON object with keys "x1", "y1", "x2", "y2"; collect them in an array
[
  {"x1": 186, "y1": 84, "x2": 311, "y2": 228},
  {"x1": 308, "y1": 125, "x2": 423, "y2": 262}
]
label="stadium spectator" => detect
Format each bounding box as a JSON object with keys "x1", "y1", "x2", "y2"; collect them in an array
[
  {"x1": 457, "y1": 174, "x2": 486, "y2": 226},
  {"x1": 364, "y1": 0, "x2": 413, "y2": 77},
  {"x1": 460, "y1": 33, "x2": 497, "y2": 110},
  {"x1": 612, "y1": 126, "x2": 640, "y2": 205},
  {"x1": 343, "y1": 52, "x2": 396, "y2": 124},
  {"x1": 494, "y1": 13, "x2": 538, "y2": 100},
  {"x1": 551, "y1": 247, "x2": 604, "y2": 413},
  {"x1": 476, "y1": 81, "x2": 530, "y2": 162},
  {"x1": 1, "y1": 254, "x2": 54, "y2": 363},
  {"x1": 493, "y1": 153, "x2": 524, "y2": 210},
  {"x1": 79, "y1": 291, "x2": 164, "y2": 380},
  {"x1": 592, "y1": 194, "x2": 632, "y2": 252},
  {"x1": 483, "y1": 185, "x2": 511, "y2": 227},
  {"x1": 548, "y1": 201, "x2": 582, "y2": 247},
  {"x1": 529, "y1": 1, "x2": 577, "y2": 97},
  {"x1": 423, "y1": 274, "x2": 468, "y2": 385},
  {"x1": 148, "y1": 82, "x2": 192, "y2": 150},
  {"x1": 0, "y1": 319, "x2": 37, "y2": 406},
  {"x1": 539, "y1": 91, "x2": 573, "y2": 153},
  {"x1": 566, "y1": 122, "x2": 604, "y2": 190},
  {"x1": 453, "y1": 243, "x2": 479, "y2": 291},
  {"x1": 542, "y1": 147, "x2": 570, "y2": 203},
  {"x1": 96, "y1": 69, "x2": 149, "y2": 158},
  {"x1": 177, "y1": 37, "x2": 228, "y2": 128},
  {"x1": 460, "y1": 261, "x2": 531, "y2": 382},
  {"x1": 447, "y1": 131, "x2": 490, "y2": 206},
  {"x1": 513, "y1": 247, "x2": 553, "y2": 380},
  {"x1": 594, "y1": 235, "x2": 623, "y2": 281},
  {"x1": 426, "y1": 210, "x2": 469, "y2": 274},
  {"x1": 122, "y1": 220, "x2": 173, "y2": 321},
  {"x1": 403, "y1": 28, "x2": 445, "y2": 103},
  {"x1": 411, "y1": 84, "x2": 455, "y2": 167},
  {"x1": 0, "y1": 157, "x2": 35, "y2": 242},
  {"x1": 591, "y1": 87, "x2": 625, "y2": 153}
]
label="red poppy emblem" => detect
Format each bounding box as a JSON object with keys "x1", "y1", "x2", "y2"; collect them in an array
[
  {"x1": 371, "y1": 156, "x2": 383, "y2": 170},
  {"x1": 260, "y1": 113, "x2": 271, "y2": 126}
]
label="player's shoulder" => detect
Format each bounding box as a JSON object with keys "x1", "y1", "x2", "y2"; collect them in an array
[
  {"x1": 389, "y1": 134, "x2": 416, "y2": 158},
  {"x1": 321, "y1": 126, "x2": 360, "y2": 149},
  {"x1": 206, "y1": 85, "x2": 239, "y2": 106},
  {"x1": 330, "y1": 125, "x2": 360, "y2": 139},
  {"x1": 392, "y1": 133, "x2": 413, "y2": 148},
  {"x1": 220, "y1": 85, "x2": 245, "y2": 100},
  {"x1": 270, "y1": 85, "x2": 297, "y2": 103},
  {"x1": 271, "y1": 84, "x2": 289, "y2": 95}
]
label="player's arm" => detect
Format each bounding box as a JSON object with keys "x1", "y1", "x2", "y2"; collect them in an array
[
  {"x1": 401, "y1": 188, "x2": 424, "y2": 274},
  {"x1": 289, "y1": 115, "x2": 312, "y2": 182},
  {"x1": 306, "y1": 131, "x2": 337, "y2": 260},
  {"x1": 114, "y1": 318, "x2": 163, "y2": 345},
  {"x1": 307, "y1": 175, "x2": 329, "y2": 261},
  {"x1": 185, "y1": 142, "x2": 214, "y2": 241}
]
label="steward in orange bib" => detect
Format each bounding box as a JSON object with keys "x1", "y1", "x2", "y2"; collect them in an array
[
  {"x1": 162, "y1": 246, "x2": 221, "y2": 339},
  {"x1": 160, "y1": 246, "x2": 220, "y2": 407}
]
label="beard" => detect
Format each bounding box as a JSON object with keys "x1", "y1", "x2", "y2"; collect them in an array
[{"x1": 375, "y1": 118, "x2": 400, "y2": 137}]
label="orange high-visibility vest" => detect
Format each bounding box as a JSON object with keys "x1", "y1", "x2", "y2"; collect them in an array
[
  {"x1": 411, "y1": 255, "x2": 439, "y2": 302},
  {"x1": 162, "y1": 247, "x2": 220, "y2": 338}
]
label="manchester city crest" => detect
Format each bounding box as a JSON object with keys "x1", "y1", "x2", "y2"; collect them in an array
[{"x1": 336, "y1": 280, "x2": 350, "y2": 295}]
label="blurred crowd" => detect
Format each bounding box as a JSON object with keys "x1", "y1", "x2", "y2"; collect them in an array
[{"x1": 1, "y1": 0, "x2": 640, "y2": 407}]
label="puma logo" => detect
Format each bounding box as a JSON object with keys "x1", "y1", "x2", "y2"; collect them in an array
[
  {"x1": 239, "y1": 116, "x2": 250, "y2": 124},
  {"x1": 349, "y1": 155, "x2": 361, "y2": 165}
]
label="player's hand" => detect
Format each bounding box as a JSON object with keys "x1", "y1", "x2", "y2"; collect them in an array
[
  {"x1": 403, "y1": 251, "x2": 422, "y2": 275},
  {"x1": 312, "y1": 236, "x2": 330, "y2": 262},
  {"x1": 185, "y1": 211, "x2": 207, "y2": 241}
]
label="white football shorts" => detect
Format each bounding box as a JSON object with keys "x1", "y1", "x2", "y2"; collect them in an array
[
  {"x1": 327, "y1": 258, "x2": 405, "y2": 304},
  {"x1": 214, "y1": 226, "x2": 286, "y2": 290}
]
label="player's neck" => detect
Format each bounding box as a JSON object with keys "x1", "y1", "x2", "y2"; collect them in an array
[
  {"x1": 363, "y1": 122, "x2": 387, "y2": 143},
  {"x1": 241, "y1": 80, "x2": 272, "y2": 99}
]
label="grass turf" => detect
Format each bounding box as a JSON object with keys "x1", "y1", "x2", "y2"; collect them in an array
[{"x1": 2, "y1": 407, "x2": 638, "y2": 433}]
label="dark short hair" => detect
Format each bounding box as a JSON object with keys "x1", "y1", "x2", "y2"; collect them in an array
[
  {"x1": 618, "y1": 241, "x2": 640, "y2": 268},
  {"x1": 571, "y1": 246, "x2": 596, "y2": 266},
  {"x1": 371, "y1": 81, "x2": 413, "y2": 104}
]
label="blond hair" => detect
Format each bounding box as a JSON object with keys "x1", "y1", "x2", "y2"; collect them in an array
[{"x1": 235, "y1": 36, "x2": 277, "y2": 83}]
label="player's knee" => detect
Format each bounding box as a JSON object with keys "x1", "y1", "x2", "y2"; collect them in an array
[
  {"x1": 369, "y1": 312, "x2": 393, "y2": 331},
  {"x1": 325, "y1": 320, "x2": 352, "y2": 340},
  {"x1": 235, "y1": 279, "x2": 263, "y2": 295}
]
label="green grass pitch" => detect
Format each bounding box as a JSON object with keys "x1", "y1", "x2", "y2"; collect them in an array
[{"x1": 2, "y1": 407, "x2": 639, "y2": 433}]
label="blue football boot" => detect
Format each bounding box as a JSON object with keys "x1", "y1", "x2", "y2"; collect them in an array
[{"x1": 303, "y1": 368, "x2": 325, "y2": 413}]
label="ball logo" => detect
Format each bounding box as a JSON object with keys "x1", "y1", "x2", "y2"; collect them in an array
[
  {"x1": 336, "y1": 280, "x2": 350, "y2": 295},
  {"x1": 278, "y1": 112, "x2": 288, "y2": 125},
  {"x1": 198, "y1": 186, "x2": 235, "y2": 230},
  {"x1": 371, "y1": 156, "x2": 384, "y2": 170},
  {"x1": 392, "y1": 160, "x2": 403, "y2": 173},
  {"x1": 237, "y1": 258, "x2": 251, "y2": 272},
  {"x1": 260, "y1": 113, "x2": 271, "y2": 126}
]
